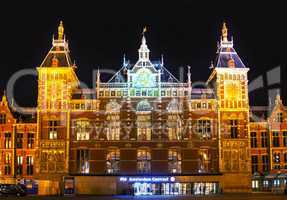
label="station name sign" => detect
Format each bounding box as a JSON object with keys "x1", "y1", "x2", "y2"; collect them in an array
[{"x1": 119, "y1": 176, "x2": 175, "y2": 183}]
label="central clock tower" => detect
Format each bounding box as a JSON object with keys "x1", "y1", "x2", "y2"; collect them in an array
[{"x1": 207, "y1": 23, "x2": 251, "y2": 192}]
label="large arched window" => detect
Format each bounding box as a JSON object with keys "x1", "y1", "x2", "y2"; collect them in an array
[
  {"x1": 106, "y1": 148, "x2": 120, "y2": 174},
  {"x1": 75, "y1": 119, "x2": 91, "y2": 141},
  {"x1": 168, "y1": 148, "x2": 181, "y2": 174},
  {"x1": 137, "y1": 148, "x2": 151, "y2": 173}
]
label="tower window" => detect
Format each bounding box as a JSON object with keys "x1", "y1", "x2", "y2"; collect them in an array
[{"x1": 230, "y1": 120, "x2": 238, "y2": 138}]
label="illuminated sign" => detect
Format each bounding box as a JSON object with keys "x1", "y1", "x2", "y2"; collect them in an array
[{"x1": 119, "y1": 176, "x2": 175, "y2": 183}]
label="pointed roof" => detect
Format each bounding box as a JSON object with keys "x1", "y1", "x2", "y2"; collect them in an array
[
  {"x1": 39, "y1": 21, "x2": 74, "y2": 68},
  {"x1": 214, "y1": 22, "x2": 246, "y2": 68}
]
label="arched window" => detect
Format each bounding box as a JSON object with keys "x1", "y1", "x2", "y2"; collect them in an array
[
  {"x1": 75, "y1": 119, "x2": 91, "y2": 141},
  {"x1": 137, "y1": 148, "x2": 151, "y2": 173},
  {"x1": 137, "y1": 100, "x2": 152, "y2": 112},
  {"x1": 168, "y1": 148, "x2": 181, "y2": 174},
  {"x1": 106, "y1": 148, "x2": 120, "y2": 174}
]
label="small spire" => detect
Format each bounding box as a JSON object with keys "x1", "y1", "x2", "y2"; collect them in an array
[
  {"x1": 123, "y1": 54, "x2": 126, "y2": 66},
  {"x1": 161, "y1": 54, "x2": 164, "y2": 66},
  {"x1": 58, "y1": 20, "x2": 64, "y2": 40},
  {"x1": 275, "y1": 92, "x2": 282, "y2": 105},
  {"x1": 222, "y1": 22, "x2": 228, "y2": 42},
  {"x1": 1, "y1": 90, "x2": 7, "y2": 106}
]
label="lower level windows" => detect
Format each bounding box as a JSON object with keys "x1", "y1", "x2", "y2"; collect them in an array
[
  {"x1": 168, "y1": 149, "x2": 181, "y2": 174},
  {"x1": 273, "y1": 152, "x2": 280, "y2": 169},
  {"x1": 106, "y1": 149, "x2": 120, "y2": 174},
  {"x1": 77, "y1": 149, "x2": 90, "y2": 174},
  {"x1": 137, "y1": 149, "x2": 151, "y2": 173},
  {"x1": 27, "y1": 156, "x2": 34, "y2": 175},
  {"x1": 5, "y1": 153, "x2": 11, "y2": 175},
  {"x1": 251, "y1": 155, "x2": 258, "y2": 174}
]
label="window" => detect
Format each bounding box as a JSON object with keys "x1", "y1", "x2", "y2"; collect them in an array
[
  {"x1": 106, "y1": 149, "x2": 120, "y2": 174},
  {"x1": 261, "y1": 132, "x2": 268, "y2": 148},
  {"x1": 273, "y1": 152, "x2": 280, "y2": 169},
  {"x1": 250, "y1": 132, "x2": 257, "y2": 148},
  {"x1": 5, "y1": 153, "x2": 11, "y2": 175},
  {"x1": 48, "y1": 120, "x2": 59, "y2": 140},
  {"x1": 199, "y1": 149, "x2": 210, "y2": 173},
  {"x1": 196, "y1": 120, "x2": 211, "y2": 139},
  {"x1": 276, "y1": 112, "x2": 283, "y2": 123},
  {"x1": 75, "y1": 120, "x2": 90, "y2": 141},
  {"x1": 137, "y1": 149, "x2": 151, "y2": 173},
  {"x1": 251, "y1": 155, "x2": 258, "y2": 174},
  {"x1": 252, "y1": 180, "x2": 259, "y2": 189},
  {"x1": 16, "y1": 156, "x2": 23, "y2": 176},
  {"x1": 230, "y1": 120, "x2": 238, "y2": 138},
  {"x1": 77, "y1": 149, "x2": 90, "y2": 174},
  {"x1": 272, "y1": 132, "x2": 280, "y2": 147},
  {"x1": 168, "y1": 149, "x2": 182, "y2": 174},
  {"x1": 0, "y1": 113, "x2": 6, "y2": 124},
  {"x1": 284, "y1": 153, "x2": 287, "y2": 169},
  {"x1": 283, "y1": 131, "x2": 287, "y2": 147},
  {"x1": 168, "y1": 115, "x2": 182, "y2": 141},
  {"x1": 106, "y1": 115, "x2": 120, "y2": 140},
  {"x1": 27, "y1": 133, "x2": 34, "y2": 148},
  {"x1": 4, "y1": 133, "x2": 11, "y2": 149},
  {"x1": 16, "y1": 133, "x2": 23, "y2": 148},
  {"x1": 262, "y1": 155, "x2": 269, "y2": 172},
  {"x1": 137, "y1": 115, "x2": 151, "y2": 141},
  {"x1": 26, "y1": 156, "x2": 33, "y2": 175}
]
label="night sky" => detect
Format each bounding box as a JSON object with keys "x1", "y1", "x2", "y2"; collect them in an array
[{"x1": 0, "y1": 1, "x2": 285, "y2": 107}]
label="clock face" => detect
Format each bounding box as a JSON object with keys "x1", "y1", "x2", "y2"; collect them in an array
[
  {"x1": 224, "y1": 81, "x2": 240, "y2": 99},
  {"x1": 133, "y1": 68, "x2": 155, "y2": 88}
]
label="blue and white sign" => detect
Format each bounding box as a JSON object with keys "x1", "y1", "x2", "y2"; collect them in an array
[{"x1": 119, "y1": 176, "x2": 175, "y2": 183}]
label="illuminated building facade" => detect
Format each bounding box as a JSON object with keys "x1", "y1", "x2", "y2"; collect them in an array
[{"x1": 0, "y1": 22, "x2": 286, "y2": 195}]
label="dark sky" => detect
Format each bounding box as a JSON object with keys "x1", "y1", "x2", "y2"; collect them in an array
[{"x1": 0, "y1": 1, "x2": 286, "y2": 107}]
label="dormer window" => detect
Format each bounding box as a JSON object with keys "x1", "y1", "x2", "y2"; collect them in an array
[
  {"x1": 0, "y1": 113, "x2": 6, "y2": 124},
  {"x1": 276, "y1": 112, "x2": 283, "y2": 123}
]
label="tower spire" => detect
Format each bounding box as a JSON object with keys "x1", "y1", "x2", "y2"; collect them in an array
[
  {"x1": 138, "y1": 26, "x2": 150, "y2": 61},
  {"x1": 222, "y1": 22, "x2": 228, "y2": 42},
  {"x1": 58, "y1": 20, "x2": 64, "y2": 40}
]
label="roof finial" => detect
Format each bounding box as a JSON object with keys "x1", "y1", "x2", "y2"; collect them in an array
[
  {"x1": 58, "y1": 20, "x2": 64, "y2": 40},
  {"x1": 222, "y1": 22, "x2": 228, "y2": 42},
  {"x1": 142, "y1": 26, "x2": 147, "y2": 44},
  {"x1": 1, "y1": 90, "x2": 7, "y2": 106}
]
